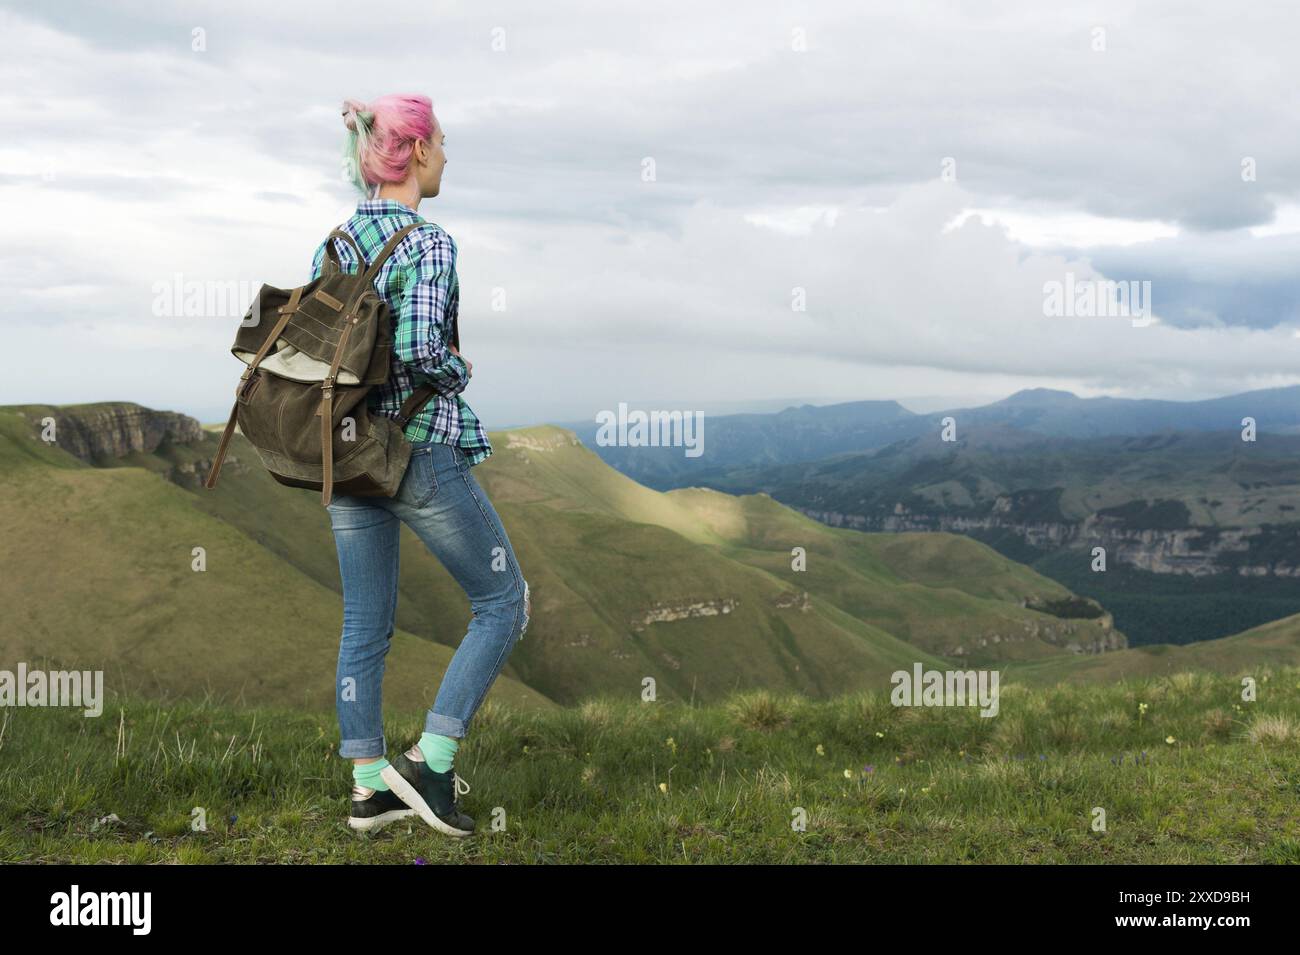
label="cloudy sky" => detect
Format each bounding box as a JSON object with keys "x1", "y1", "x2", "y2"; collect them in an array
[{"x1": 2, "y1": 0, "x2": 1299, "y2": 427}]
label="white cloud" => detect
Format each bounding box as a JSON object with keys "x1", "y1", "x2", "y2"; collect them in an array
[
  {"x1": 943, "y1": 208, "x2": 1180, "y2": 248},
  {"x1": 2, "y1": 0, "x2": 1300, "y2": 424}
]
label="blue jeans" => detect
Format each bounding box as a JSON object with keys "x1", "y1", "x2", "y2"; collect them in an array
[{"x1": 326, "y1": 439, "x2": 529, "y2": 759}]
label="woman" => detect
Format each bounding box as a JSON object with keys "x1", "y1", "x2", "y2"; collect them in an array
[{"x1": 312, "y1": 94, "x2": 529, "y2": 837}]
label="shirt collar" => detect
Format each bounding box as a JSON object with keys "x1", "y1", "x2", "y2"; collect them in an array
[{"x1": 356, "y1": 197, "x2": 422, "y2": 218}]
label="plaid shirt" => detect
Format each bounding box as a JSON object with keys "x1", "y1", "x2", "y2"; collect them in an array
[{"x1": 309, "y1": 198, "x2": 492, "y2": 466}]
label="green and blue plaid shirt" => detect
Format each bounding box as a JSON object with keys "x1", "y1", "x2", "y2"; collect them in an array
[{"x1": 310, "y1": 198, "x2": 492, "y2": 466}]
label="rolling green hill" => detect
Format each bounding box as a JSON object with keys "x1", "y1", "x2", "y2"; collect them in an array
[
  {"x1": 0, "y1": 403, "x2": 1132, "y2": 711},
  {"x1": 0, "y1": 406, "x2": 552, "y2": 716},
  {"x1": 1008, "y1": 611, "x2": 1300, "y2": 685}
]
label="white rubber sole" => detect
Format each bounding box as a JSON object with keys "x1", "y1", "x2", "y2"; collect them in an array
[
  {"x1": 347, "y1": 807, "x2": 417, "y2": 832},
  {"x1": 381, "y1": 764, "x2": 473, "y2": 838}
]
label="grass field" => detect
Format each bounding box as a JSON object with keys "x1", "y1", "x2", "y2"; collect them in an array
[{"x1": 3, "y1": 671, "x2": 1298, "y2": 864}]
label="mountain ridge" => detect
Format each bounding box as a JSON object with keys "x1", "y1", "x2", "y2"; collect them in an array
[{"x1": 564, "y1": 384, "x2": 1300, "y2": 490}]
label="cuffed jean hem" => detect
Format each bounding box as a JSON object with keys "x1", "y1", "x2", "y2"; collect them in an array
[
  {"x1": 339, "y1": 734, "x2": 387, "y2": 759},
  {"x1": 424, "y1": 711, "x2": 467, "y2": 739}
]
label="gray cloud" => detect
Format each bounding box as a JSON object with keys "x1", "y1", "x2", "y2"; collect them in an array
[{"x1": 2, "y1": 0, "x2": 1300, "y2": 425}]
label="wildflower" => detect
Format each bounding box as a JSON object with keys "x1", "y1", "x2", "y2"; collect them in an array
[
  {"x1": 863, "y1": 764, "x2": 875, "y2": 774},
  {"x1": 816, "y1": 744, "x2": 825, "y2": 757},
  {"x1": 843, "y1": 769, "x2": 853, "y2": 779},
  {"x1": 1165, "y1": 735, "x2": 1176, "y2": 745},
  {"x1": 921, "y1": 786, "x2": 931, "y2": 794},
  {"x1": 875, "y1": 731, "x2": 885, "y2": 738},
  {"x1": 658, "y1": 782, "x2": 668, "y2": 793},
  {"x1": 665, "y1": 737, "x2": 677, "y2": 755}
]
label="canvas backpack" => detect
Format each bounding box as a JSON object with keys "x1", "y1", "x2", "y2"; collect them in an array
[{"x1": 204, "y1": 223, "x2": 443, "y2": 506}]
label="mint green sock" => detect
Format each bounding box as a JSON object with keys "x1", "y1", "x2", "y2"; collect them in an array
[
  {"x1": 417, "y1": 732, "x2": 459, "y2": 773},
  {"x1": 352, "y1": 757, "x2": 391, "y2": 791}
]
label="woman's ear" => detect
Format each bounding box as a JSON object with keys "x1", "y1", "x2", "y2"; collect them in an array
[{"x1": 415, "y1": 139, "x2": 429, "y2": 167}]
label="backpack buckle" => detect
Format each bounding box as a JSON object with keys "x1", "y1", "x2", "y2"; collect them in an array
[{"x1": 316, "y1": 377, "x2": 335, "y2": 417}]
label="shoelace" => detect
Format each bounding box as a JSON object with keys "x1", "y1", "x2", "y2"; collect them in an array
[{"x1": 452, "y1": 773, "x2": 471, "y2": 798}]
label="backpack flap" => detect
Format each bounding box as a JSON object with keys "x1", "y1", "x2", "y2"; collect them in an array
[{"x1": 231, "y1": 276, "x2": 374, "y2": 385}]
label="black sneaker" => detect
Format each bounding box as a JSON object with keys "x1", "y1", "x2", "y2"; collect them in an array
[
  {"x1": 347, "y1": 775, "x2": 418, "y2": 832},
  {"x1": 389, "y1": 750, "x2": 476, "y2": 838}
]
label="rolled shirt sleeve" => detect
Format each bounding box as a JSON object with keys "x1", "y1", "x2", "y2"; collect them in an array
[{"x1": 394, "y1": 227, "x2": 470, "y2": 398}]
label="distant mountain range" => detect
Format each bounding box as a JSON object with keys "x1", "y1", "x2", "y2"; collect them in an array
[
  {"x1": 563, "y1": 385, "x2": 1300, "y2": 490},
  {"x1": 559, "y1": 386, "x2": 1300, "y2": 649}
]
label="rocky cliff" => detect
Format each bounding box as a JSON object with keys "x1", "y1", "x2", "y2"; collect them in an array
[
  {"x1": 15, "y1": 402, "x2": 205, "y2": 462},
  {"x1": 800, "y1": 502, "x2": 1300, "y2": 578},
  {"x1": 948, "y1": 610, "x2": 1125, "y2": 657},
  {"x1": 632, "y1": 597, "x2": 739, "y2": 631},
  {"x1": 505, "y1": 429, "x2": 583, "y2": 459}
]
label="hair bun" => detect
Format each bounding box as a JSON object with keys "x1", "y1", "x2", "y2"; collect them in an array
[{"x1": 341, "y1": 98, "x2": 370, "y2": 132}]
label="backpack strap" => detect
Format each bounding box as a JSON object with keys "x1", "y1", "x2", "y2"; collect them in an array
[
  {"x1": 394, "y1": 383, "x2": 440, "y2": 427},
  {"x1": 361, "y1": 222, "x2": 424, "y2": 283},
  {"x1": 324, "y1": 223, "x2": 418, "y2": 280},
  {"x1": 317, "y1": 309, "x2": 359, "y2": 507},
  {"x1": 324, "y1": 230, "x2": 364, "y2": 270},
  {"x1": 204, "y1": 286, "x2": 304, "y2": 491}
]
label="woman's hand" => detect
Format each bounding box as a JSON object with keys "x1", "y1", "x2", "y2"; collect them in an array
[{"x1": 448, "y1": 343, "x2": 472, "y2": 377}]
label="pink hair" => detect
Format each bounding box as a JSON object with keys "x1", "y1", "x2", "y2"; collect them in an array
[{"x1": 341, "y1": 94, "x2": 439, "y2": 195}]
